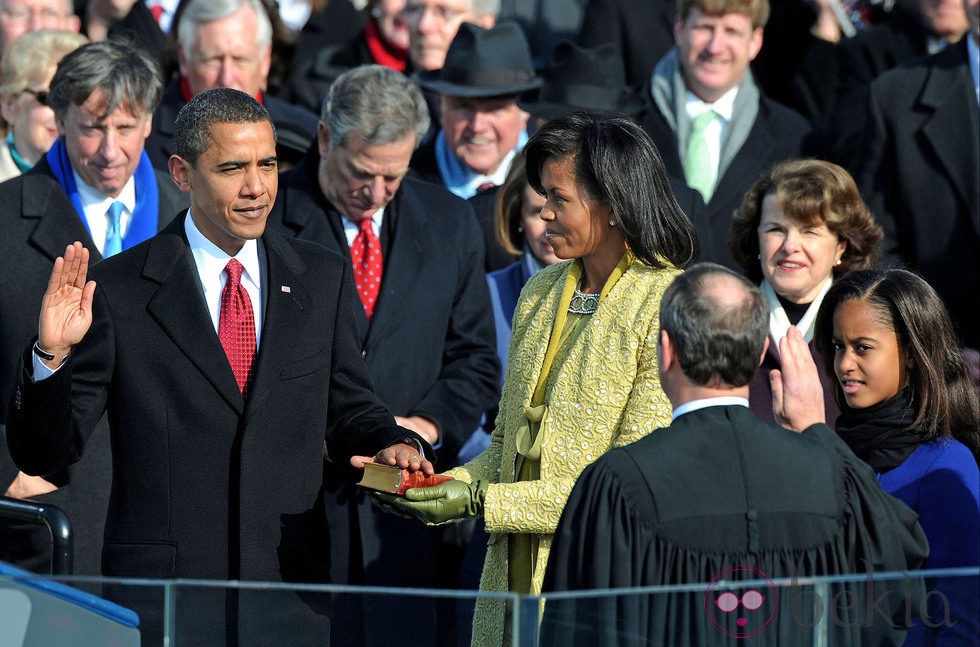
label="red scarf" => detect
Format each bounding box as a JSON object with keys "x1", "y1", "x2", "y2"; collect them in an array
[
  {"x1": 364, "y1": 18, "x2": 408, "y2": 73},
  {"x1": 179, "y1": 76, "x2": 264, "y2": 104}
]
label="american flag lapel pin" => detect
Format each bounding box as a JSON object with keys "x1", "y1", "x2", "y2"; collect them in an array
[{"x1": 281, "y1": 286, "x2": 291, "y2": 294}]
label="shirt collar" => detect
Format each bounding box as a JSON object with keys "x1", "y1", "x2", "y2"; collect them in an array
[
  {"x1": 342, "y1": 205, "x2": 386, "y2": 230},
  {"x1": 72, "y1": 169, "x2": 137, "y2": 213},
  {"x1": 183, "y1": 208, "x2": 261, "y2": 290},
  {"x1": 684, "y1": 85, "x2": 739, "y2": 122},
  {"x1": 672, "y1": 396, "x2": 749, "y2": 421}
]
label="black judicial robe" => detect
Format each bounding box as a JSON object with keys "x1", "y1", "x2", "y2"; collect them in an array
[{"x1": 541, "y1": 406, "x2": 928, "y2": 646}]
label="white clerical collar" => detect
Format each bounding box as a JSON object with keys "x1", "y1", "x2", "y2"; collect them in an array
[
  {"x1": 685, "y1": 84, "x2": 739, "y2": 122},
  {"x1": 183, "y1": 208, "x2": 261, "y2": 291},
  {"x1": 672, "y1": 396, "x2": 749, "y2": 421}
]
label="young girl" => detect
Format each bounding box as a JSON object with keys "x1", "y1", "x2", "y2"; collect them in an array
[{"x1": 814, "y1": 268, "x2": 980, "y2": 646}]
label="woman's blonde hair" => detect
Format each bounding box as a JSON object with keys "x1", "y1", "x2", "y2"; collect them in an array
[{"x1": 0, "y1": 29, "x2": 88, "y2": 98}]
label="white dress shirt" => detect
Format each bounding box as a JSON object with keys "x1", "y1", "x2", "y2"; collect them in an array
[
  {"x1": 341, "y1": 206, "x2": 386, "y2": 246},
  {"x1": 35, "y1": 210, "x2": 264, "y2": 379},
  {"x1": 184, "y1": 209, "x2": 263, "y2": 348},
  {"x1": 74, "y1": 171, "x2": 136, "y2": 257},
  {"x1": 684, "y1": 86, "x2": 738, "y2": 192},
  {"x1": 672, "y1": 396, "x2": 749, "y2": 421}
]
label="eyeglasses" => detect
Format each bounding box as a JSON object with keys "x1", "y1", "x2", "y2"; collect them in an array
[
  {"x1": 402, "y1": 2, "x2": 465, "y2": 25},
  {"x1": 0, "y1": 6, "x2": 72, "y2": 24},
  {"x1": 23, "y1": 88, "x2": 49, "y2": 106}
]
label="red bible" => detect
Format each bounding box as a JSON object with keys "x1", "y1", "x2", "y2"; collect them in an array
[{"x1": 357, "y1": 462, "x2": 454, "y2": 495}]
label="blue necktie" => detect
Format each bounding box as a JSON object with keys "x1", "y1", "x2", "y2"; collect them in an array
[{"x1": 104, "y1": 201, "x2": 124, "y2": 257}]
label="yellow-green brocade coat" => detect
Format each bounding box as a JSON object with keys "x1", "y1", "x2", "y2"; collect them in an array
[{"x1": 445, "y1": 256, "x2": 679, "y2": 647}]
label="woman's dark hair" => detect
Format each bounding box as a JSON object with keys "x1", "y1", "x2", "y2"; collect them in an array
[
  {"x1": 494, "y1": 150, "x2": 528, "y2": 256},
  {"x1": 524, "y1": 112, "x2": 699, "y2": 269},
  {"x1": 731, "y1": 159, "x2": 883, "y2": 283},
  {"x1": 814, "y1": 268, "x2": 980, "y2": 457}
]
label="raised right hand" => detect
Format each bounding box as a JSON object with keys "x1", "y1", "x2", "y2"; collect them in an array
[
  {"x1": 37, "y1": 242, "x2": 96, "y2": 367},
  {"x1": 770, "y1": 325, "x2": 826, "y2": 431}
]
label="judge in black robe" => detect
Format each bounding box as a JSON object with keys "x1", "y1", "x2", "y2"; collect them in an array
[{"x1": 540, "y1": 264, "x2": 928, "y2": 646}]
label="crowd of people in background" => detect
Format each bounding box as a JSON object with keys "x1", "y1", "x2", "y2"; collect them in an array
[{"x1": 0, "y1": 0, "x2": 977, "y2": 645}]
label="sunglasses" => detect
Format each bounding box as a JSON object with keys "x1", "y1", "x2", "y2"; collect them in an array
[{"x1": 24, "y1": 89, "x2": 49, "y2": 106}]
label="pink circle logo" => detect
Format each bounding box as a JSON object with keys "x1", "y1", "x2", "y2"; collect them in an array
[{"x1": 703, "y1": 565, "x2": 779, "y2": 638}]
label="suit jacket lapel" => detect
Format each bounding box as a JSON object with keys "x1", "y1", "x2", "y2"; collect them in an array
[
  {"x1": 711, "y1": 119, "x2": 772, "y2": 213},
  {"x1": 919, "y1": 42, "x2": 980, "y2": 233},
  {"x1": 243, "y1": 229, "x2": 310, "y2": 421},
  {"x1": 144, "y1": 220, "x2": 244, "y2": 414},
  {"x1": 23, "y1": 162, "x2": 102, "y2": 262},
  {"x1": 367, "y1": 191, "x2": 424, "y2": 345},
  {"x1": 281, "y1": 179, "x2": 371, "y2": 341}
]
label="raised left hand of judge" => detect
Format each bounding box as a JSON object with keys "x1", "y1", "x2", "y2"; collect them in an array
[{"x1": 372, "y1": 480, "x2": 486, "y2": 525}]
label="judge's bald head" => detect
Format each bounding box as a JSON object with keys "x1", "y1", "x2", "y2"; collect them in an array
[{"x1": 660, "y1": 263, "x2": 768, "y2": 388}]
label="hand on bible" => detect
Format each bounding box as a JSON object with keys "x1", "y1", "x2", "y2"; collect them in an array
[
  {"x1": 37, "y1": 242, "x2": 96, "y2": 368},
  {"x1": 770, "y1": 325, "x2": 826, "y2": 431},
  {"x1": 372, "y1": 480, "x2": 486, "y2": 526},
  {"x1": 350, "y1": 442, "x2": 435, "y2": 475}
]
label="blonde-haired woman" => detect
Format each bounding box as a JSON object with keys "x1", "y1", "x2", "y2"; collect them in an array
[{"x1": 0, "y1": 29, "x2": 87, "y2": 182}]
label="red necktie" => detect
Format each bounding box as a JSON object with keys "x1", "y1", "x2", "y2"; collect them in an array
[
  {"x1": 476, "y1": 181, "x2": 495, "y2": 193},
  {"x1": 351, "y1": 219, "x2": 383, "y2": 319},
  {"x1": 218, "y1": 259, "x2": 256, "y2": 395},
  {"x1": 149, "y1": 4, "x2": 164, "y2": 22}
]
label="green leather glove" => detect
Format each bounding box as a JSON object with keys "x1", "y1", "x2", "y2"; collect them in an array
[{"x1": 371, "y1": 480, "x2": 487, "y2": 526}]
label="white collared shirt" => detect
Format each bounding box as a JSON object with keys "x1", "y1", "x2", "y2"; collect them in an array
[
  {"x1": 33, "y1": 210, "x2": 265, "y2": 380},
  {"x1": 145, "y1": 0, "x2": 179, "y2": 33},
  {"x1": 672, "y1": 396, "x2": 749, "y2": 421},
  {"x1": 684, "y1": 86, "x2": 738, "y2": 191},
  {"x1": 73, "y1": 170, "x2": 136, "y2": 257},
  {"x1": 341, "y1": 206, "x2": 386, "y2": 247},
  {"x1": 184, "y1": 209, "x2": 263, "y2": 349},
  {"x1": 459, "y1": 147, "x2": 519, "y2": 199}
]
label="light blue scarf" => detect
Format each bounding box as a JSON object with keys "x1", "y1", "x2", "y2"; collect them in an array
[{"x1": 434, "y1": 129, "x2": 529, "y2": 199}]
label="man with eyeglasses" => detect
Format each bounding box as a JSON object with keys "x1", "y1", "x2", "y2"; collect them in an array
[
  {"x1": 402, "y1": 0, "x2": 497, "y2": 152},
  {"x1": 403, "y1": 0, "x2": 496, "y2": 73},
  {"x1": 0, "y1": 0, "x2": 80, "y2": 55}
]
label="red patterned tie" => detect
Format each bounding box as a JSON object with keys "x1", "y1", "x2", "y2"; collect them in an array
[
  {"x1": 351, "y1": 219, "x2": 383, "y2": 319},
  {"x1": 218, "y1": 259, "x2": 256, "y2": 395}
]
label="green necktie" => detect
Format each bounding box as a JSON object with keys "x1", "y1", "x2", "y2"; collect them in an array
[{"x1": 684, "y1": 110, "x2": 717, "y2": 202}]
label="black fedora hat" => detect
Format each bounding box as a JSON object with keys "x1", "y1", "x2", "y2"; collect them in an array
[
  {"x1": 414, "y1": 21, "x2": 542, "y2": 98},
  {"x1": 518, "y1": 41, "x2": 645, "y2": 118}
]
